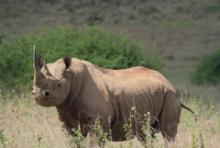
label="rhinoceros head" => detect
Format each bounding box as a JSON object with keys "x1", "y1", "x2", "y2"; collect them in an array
[{"x1": 32, "y1": 47, "x2": 72, "y2": 107}]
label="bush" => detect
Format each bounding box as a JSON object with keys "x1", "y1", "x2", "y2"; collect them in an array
[
  {"x1": 0, "y1": 26, "x2": 162, "y2": 91},
  {"x1": 191, "y1": 49, "x2": 220, "y2": 85}
]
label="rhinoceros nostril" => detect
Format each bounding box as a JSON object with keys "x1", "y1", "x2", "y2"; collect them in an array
[{"x1": 44, "y1": 91, "x2": 50, "y2": 96}]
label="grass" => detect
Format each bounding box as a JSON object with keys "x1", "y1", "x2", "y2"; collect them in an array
[
  {"x1": 0, "y1": 92, "x2": 220, "y2": 148},
  {"x1": 0, "y1": 1, "x2": 220, "y2": 147}
]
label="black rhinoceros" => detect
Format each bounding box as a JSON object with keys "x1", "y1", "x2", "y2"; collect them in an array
[{"x1": 32, "y1": 49, "x2": 194, "y2": 142}]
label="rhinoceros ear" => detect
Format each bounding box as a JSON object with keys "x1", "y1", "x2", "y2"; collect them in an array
[{"x1": 63, "y1": 56, "x2": 71, "y2": 70}]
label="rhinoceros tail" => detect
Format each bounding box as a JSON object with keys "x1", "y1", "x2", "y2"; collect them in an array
[{"x1": 181, "y1": 103, "x2": 197, "y2": 122}]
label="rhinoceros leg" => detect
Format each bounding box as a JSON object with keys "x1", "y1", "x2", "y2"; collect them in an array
[{"x1": 159, "y1": 90, "x2": 181, "y2": 141}]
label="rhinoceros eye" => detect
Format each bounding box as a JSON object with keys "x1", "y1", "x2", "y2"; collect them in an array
[{"x1": 57, "y1": 83, "x2": 61, "y2": 87}]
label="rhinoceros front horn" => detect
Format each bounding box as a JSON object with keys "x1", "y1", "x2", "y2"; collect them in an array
[{"x1": 33, "y1": 45, "x2": 44, "y2": 82}]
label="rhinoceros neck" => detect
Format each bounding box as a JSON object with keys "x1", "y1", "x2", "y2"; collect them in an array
[
  {"x1": 55, "y1": 66, "x2": 86, "y2": 132},
  {"x1": 56, "y1": 65, "x2": 84, "y2": 113},
  {"x1": 56, "y1": 60, "x2": 115, "y2": 129}
]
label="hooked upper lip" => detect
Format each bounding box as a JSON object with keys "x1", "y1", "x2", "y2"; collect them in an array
[
  {"x1": 32, "y1": 88, "x2": 49, "y2": 100},
  {"x1": 34, "y1": 94, "x2": 48, "y2": 100}
]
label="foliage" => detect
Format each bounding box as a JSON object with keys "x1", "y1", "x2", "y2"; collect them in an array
[
  {"x1": 0, "y1": 26, "x2": 162, "y2": 91},
  {"x1": 0, "y1": 129, "x2": 6, "y2": 147},
  {"x1": 0, "y1": 100, "x2": 6, "y2": 147},
  {"x1": 123, "y1": 113, "x2": 134, "y2": 141},
  {"x1": 71, "y1": 127, "x2": 85, "y2": 148},
  {"x1": 91, "y1": 118, "x2": 108, "y2": 148},
  {"x1": 0, "y1": 115, "x2": 6, "y2": 147},
  {"x1": 142, "y1": 113, "x2": 153, "y2": 148},
  {"x1": 191, "y1": 49, "x2": 220, "y2": 85}
]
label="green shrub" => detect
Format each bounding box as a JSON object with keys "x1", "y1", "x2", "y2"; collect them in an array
[
  {"x1": 0, "y1": 26, "x2": 162, "y2": 91},
  {"x1": 191, "y1": 49, "x2": 220, "y2": 85}
]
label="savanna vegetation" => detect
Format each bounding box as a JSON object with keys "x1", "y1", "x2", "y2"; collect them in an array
[
  {"x1": 0, "y1": 92, "x2": 220, "y2": 147},
  {"x1": 0, "y1": 26, "x2": 161, "y2": 91},
  {"x1": 0, "y1": 0, "x2": 220, "y2": 147},
  {"x1": 0, "y1": 26, "x2": 220, "y2": 148},
  {"x1": 191, "y1": 49, "x2": 220, "y2": 85}
]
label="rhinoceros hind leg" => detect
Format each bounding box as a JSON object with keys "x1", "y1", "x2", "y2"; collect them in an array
[{"x1": 159, "y1": 91, "x2": 181, "y2": 141}]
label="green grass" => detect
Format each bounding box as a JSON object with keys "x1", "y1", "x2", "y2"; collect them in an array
[{"x1": 0, "y1": 26, "x2": 162, "y2": 91}]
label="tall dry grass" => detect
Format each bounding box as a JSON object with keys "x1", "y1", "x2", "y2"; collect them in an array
[{"x1": 0, "y1": 93, "x2": 220, "y2": 148}]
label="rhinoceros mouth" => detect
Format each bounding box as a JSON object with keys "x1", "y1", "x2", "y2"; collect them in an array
[
  {"x1": 35, "y1": 100, "x2": 53, "y2": 107},
  {"x1": 34, "y1": 94, "x2": 54, "y2": 107},
  {"x1": 32, "y1": 87, "x2": 53, "y2": 106}
]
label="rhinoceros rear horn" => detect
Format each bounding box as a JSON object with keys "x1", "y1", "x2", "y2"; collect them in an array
[
  {"x1": 63, "y1": 56, "x2": 71, "y2": 69},
  {"x1": 33, "y1": 45, "x2": 44, "y2": 80}
]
